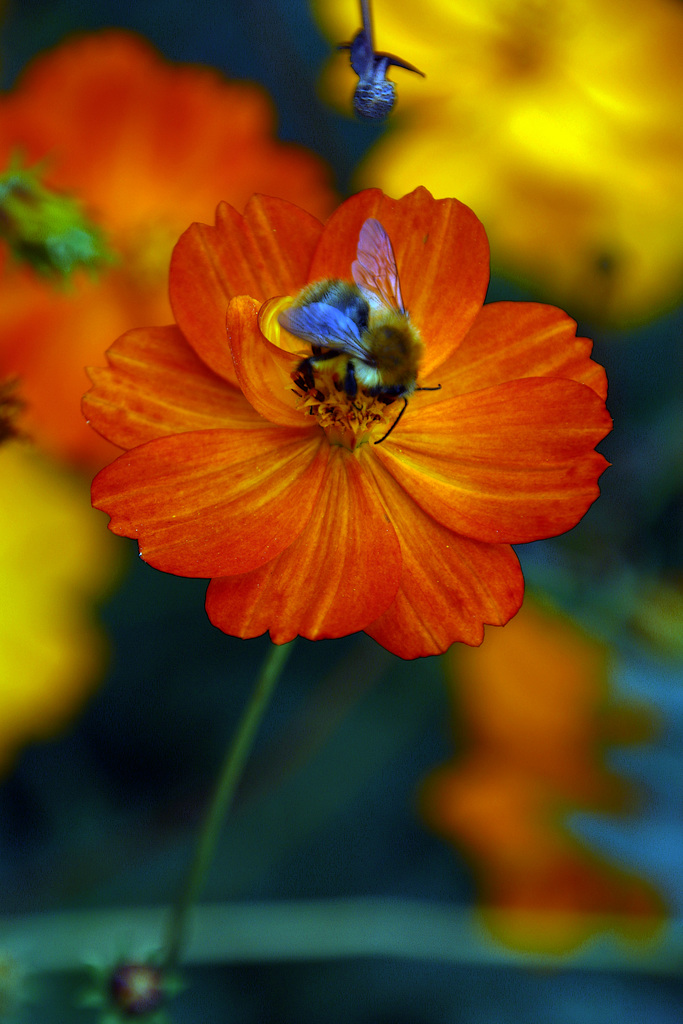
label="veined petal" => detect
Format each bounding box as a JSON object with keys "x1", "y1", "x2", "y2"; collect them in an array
[
  {"x1": 92, "y1": 427, "x2": 328, "y2": 576},
  {"x1": 83, "y1": 325, "x2": 263, "y2": 450},
  {"x1": 228, "y1": 296, "x2": 308, "y2": 428},
  {"x1": 431, "y1": 302, "x2": 608, "y2": 400},
  {"x1": 377, "y1": 378, "x2": 611, "y2": 544},
  {"x1": 306, "y1": 186, "x2": 490, "y2": 374},
  {"x1": 362, "y1": 452, "x2": 524, "y2": 658},
  {"x1": 205, "y1": 448, "x2": 401, "y2": 643},
  {"x1": 169, "y1": 195, "x2": 324, "y2": 385}
]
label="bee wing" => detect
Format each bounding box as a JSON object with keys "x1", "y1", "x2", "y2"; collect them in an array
[
  {"x1": 279, "y1": 302, "x2": 372, "y2": 361},
  {"x1": 352, "y1": 218, "x2": 405, "y2": 312}
]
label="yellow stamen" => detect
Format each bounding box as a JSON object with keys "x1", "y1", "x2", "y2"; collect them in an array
[{"x1": 290, "y1": 358, "x2": 398, "y2": 451}]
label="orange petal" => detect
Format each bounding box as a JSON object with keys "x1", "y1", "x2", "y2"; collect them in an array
[
  {"x1": 421, "y1": 602, "x2": 664, "y2": 951},
  {"x1": 376, "y1": 377, "x2": 611, "y2": 543},
  {"x1": 169, "y1": 195, "x2": 323, "y2": 385},
  {"x1": 0, "y1": 266, "x2": 159, "y2": 469},
  {"x1": 0, "y1": 30, "x2": 336, "y2": 470},
  {"x1": 228, "y1": 296, "x2": 310, "y2": 428},
  {"x1": 83, "y1": 324, "x2": 263, "y2": 450},
  {"x1": 205, "y1": 448, "x2": 401, "y2": 643},
  {"x1": 432, "y1": 302, "x2": 608, "y2": 399},
  {"x1": 92, "y1": 427, "x2": 328, "y2": 576},
  {"x1": 307, "y1": 186, "x2": 490, "y2": 374},
  {"x1": 0, "y1": 31, "x2": 335, "y2": 233},
  {"x1": 362, "y1": 452, "x2": 524, "y2": 658}
]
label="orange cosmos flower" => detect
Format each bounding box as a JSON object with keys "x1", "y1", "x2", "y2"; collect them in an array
[
  {"x1": 84, "y1": 187, "x2": 611, "y2": 659},
  {"x1": 0, "y1": 30, "x2": 335, "y2": 467},
  {"x1": 421, "y1": 602, "x2": 663, "y2": 952}
]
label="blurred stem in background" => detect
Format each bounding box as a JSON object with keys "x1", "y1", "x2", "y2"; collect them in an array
[
  {"x1": 4, "y1": 901, "x2": 682, "y2": 976},
  {"x1": 163, "y1": 639, "x2": 296, "y2": 970}
]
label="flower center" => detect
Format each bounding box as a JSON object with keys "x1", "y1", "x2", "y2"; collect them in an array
[{"x1": 290, "y1": 355, "x2": 401, "y2": 451}]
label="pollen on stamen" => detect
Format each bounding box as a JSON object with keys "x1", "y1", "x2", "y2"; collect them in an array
[{"x1": 290, "y1": 363, "x2": 398, "y2": 450}]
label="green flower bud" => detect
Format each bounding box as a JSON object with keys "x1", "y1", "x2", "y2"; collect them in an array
[{"x1": 0, "y1": 157, "x2": 115, "y2": 278}]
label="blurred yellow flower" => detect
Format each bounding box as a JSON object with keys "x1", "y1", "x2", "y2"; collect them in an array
[
  {"x1": 0, "y1": 441, "x2": 117, "y2": 774},
  {"x1": 316, "y1": 0, "x2": 683, "y2": 325},
  {"x1": 420, "y1": 600, "x2": 664, "y2": 953}
]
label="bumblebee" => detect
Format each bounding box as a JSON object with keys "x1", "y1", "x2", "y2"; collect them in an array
[{"x1": 279, "y1": 218, "x2": 436, "y2": 443}]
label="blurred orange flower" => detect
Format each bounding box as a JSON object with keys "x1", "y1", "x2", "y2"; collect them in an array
[
  {"x1": 421, "y1": 601, "x2": 663, "y2": 952},
  {"x1": 0, "y1": 30, "x2": 335, "y2": 467},
  {"x1": 85, "y1": 187, "x2": 610, "y2": 658},
  {"x1": 0, "y1": 440, "x2": 117, "y2": 775},
  {"x1": 316, "y1": 0, "x2": 683, "y2": 325}
]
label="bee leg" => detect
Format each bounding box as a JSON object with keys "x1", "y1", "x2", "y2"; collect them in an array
[
  {"x1": 343, "y1": 360, "x2": 358, "y2": 398},
  {"x1": 295, "y1": 356, "x2": 317, "y2": 391},
  {"x1": 296, "y1": 349, "x2": 340, "y2": 389},
  {"x1": 374, "y1": 397, "x2": 408, "y2": 444}
]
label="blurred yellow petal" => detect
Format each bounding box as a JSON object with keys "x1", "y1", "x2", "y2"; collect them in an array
[
  {"x1": 420, "y1": 600, "x2": 664, "y2": 953},
  {"x1": 315, "y1": 0, "x2": 683, "y2": 325},
  {"x1": 0, "y1": 442, "x2": 117, "y2": 774}
]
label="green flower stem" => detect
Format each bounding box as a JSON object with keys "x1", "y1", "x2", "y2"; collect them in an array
[
  {"x1": 163, "y1": 639, "x2": 295, "y2": 970},
  {"x1": 4, "y1": 902, "x2": 681, "y2": 977}
]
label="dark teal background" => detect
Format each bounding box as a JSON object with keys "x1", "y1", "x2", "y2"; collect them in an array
[{"x1": 1, "y1": 1, "x2": 681, "y2": 1022}]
